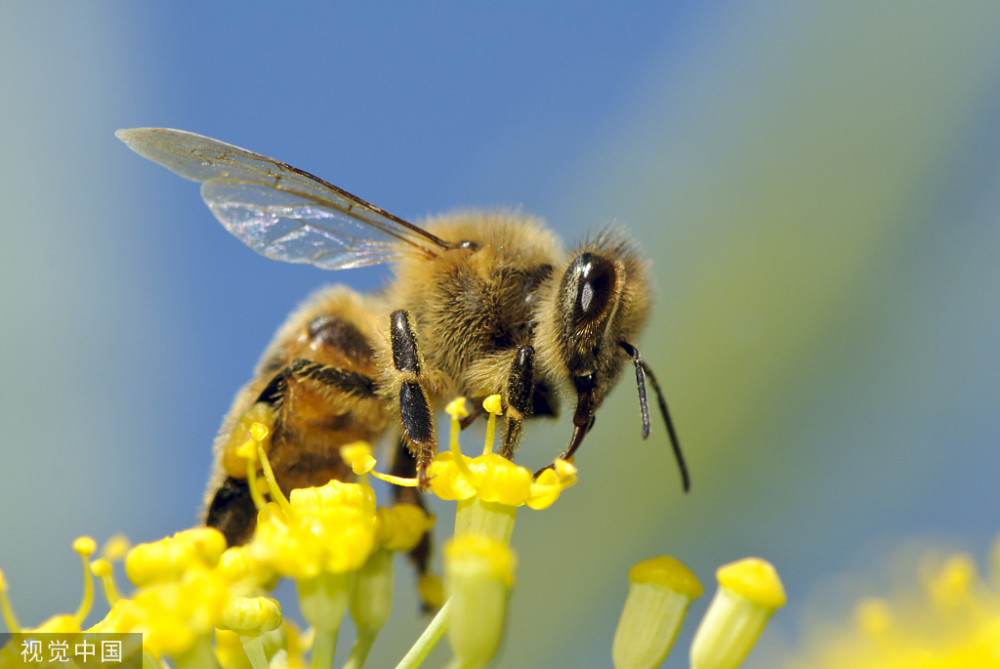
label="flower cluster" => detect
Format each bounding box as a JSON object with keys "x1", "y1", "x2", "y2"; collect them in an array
[
  {"x1": 779, "y1": 542, "x2": 1000, "y2": 669},
  {"x1": 0, "y1": 396, "x2": 786, "y2": 669}
]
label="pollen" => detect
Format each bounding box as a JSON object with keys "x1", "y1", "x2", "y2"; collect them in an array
[
  {"x1": 249, "y1": 421, "x2": 271, "y2": 442},
  {"x1": 427, "y1": 448, "x2": 575, "y2": 509},
  {"x1": 102, "y1": 534, "x2": 131, "y2": 562},
  {"x1": 527, "y1": 460, "x2": 578, "y2": 510},
  {"x1": 341, "y1": 441, "x2": 377, "y2": 475},
  {"x1": 482, "y1": 395, "x2": 503, "y2": 415},
  {"x1": 715, "y1": 557, "x2": 787, "y2": 610},
  {"x1": 474, "y1": 454, "x2": 533, "y2": 506},
  {"x1": 222, "y1": 402, "x2": 277, "y2": 478},
  {"x1": 73, "y1": 536, "x2": 97, "y2": 558},
  {"x1": 629, "y1": 555, "x2": 704, "y2": 599},
  {"x1": 446, "y1": 396, "x2": 470, "y2": 419}
]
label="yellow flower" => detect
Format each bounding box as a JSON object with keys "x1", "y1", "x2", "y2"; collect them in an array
[
  {"x1": 365, "y1": 396, "x2": 577, "y2": 512},
  {"x1": 376, "y1": 503, "x2": 435, "y2": 553},
  {"x1": 125, "y1": 527, "x2": 227, "y2": 587},
  {"x1": 124, "y1": 565, "x2": 231, "y2": 658},
  {"x1": 425, "y1": 397, "x2": 577, "y2": 510},
  {"x1": 216, "y1": 544, "x2": 275, "y2": 594},
  {"x1": 249, "y1": 479, "x2": 378, "y2": 580},
  {"x1": 366, "y1": 396, "x2": 576, "y2": 548},
  {"x1": 779, "y1": 542, "x2": 1000, "y2": 669}
]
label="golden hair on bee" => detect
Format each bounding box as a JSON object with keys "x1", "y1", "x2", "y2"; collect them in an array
[{"x1": 116, "y1": 128, "x2": 688, "y2": 557}]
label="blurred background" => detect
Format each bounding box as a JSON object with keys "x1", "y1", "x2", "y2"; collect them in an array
[{"x1": 3, "y1": 2, "x2": 1000, "y2": 667}]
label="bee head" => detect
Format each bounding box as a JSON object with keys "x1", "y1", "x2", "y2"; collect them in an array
[
  {"x1": 537, "y1": 231, "x2": 652, "y2": 432},
  {"x1": 535, "y1": 231, "x2": 688, "y2": 491}
]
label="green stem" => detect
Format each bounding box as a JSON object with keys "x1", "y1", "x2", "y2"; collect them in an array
[
  {"x1": 311, "y1": 629, "x2": 339, "y2": 669},
  {"x1": 343, "y1": 627, "x2": 379, "y2": 669},
  {"x1": 240, "y1": 634, "x2": 269, "y2": 669},
  {"x1": 454, "y1": 497, "x2": 517, "y2": 543},
  {"x1": 298, "y1": 571, "x2": 351, "y2": 669},
  {"x1": 393, "y1": 599, "x2": 451, "y2": 669}
]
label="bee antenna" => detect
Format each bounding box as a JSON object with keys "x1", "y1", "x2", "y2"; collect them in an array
[{"x1": 619, "y1": 341, "x2": 690, "y2": 493}]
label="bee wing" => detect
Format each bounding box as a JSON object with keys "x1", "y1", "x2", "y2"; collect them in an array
[{"x1": 117, "y1": 128, "x2": 454, "y2": 269}]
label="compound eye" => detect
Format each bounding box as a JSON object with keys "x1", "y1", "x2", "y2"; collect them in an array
[{"x1": 570, "y1": 253, "x2": 616, "y2": 324}]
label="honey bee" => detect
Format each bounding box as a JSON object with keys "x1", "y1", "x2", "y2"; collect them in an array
[{"x1": 117, "y1": 128, "x2": 688, "y2": 551}]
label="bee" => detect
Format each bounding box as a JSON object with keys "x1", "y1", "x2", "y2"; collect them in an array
[{"x1": 117, "y1": 128, "x2": 688, "y2": 551}]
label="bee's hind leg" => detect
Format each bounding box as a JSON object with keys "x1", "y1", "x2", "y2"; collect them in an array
[{"x1": 205, "y1": 359, "x2": 378, "y2": 545}]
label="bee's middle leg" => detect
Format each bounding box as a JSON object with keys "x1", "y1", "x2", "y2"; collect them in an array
[{"x1": 390, "y1": 310, "x2": 437, "y2": 487}]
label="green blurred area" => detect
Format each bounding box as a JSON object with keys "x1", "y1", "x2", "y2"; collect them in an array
[{"x1": 503, "y1": 3, "x2": 1000, "y2": 668}]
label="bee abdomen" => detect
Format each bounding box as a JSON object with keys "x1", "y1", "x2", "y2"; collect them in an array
[{"x1": 206, "y1": 476, "x2": 257, "y2": 546}]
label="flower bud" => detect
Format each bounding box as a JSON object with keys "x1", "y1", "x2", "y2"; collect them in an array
[
  {"x1": 613, "y1": 555, "x2": 703, "y2": 669},
  {"x1": 445, "y1": 534, "x2": 516, "y2": 668},
  {"x1": 690, "y1": 557, "x2": 786, "y2": 669}
]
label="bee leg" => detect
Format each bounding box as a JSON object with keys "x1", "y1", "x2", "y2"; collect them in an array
[
  {"x1": 458, "y1": 401, "x2": 485, "y2": 430},
  {"x1": 286, "y1": 358, "x2": 378, "y2": 399},
  {"x1": 389, "y1": 435, "x2": 437, "y2": 610},
  {"x1": 390, "y1": 310, "x2": 437, "y2": 488},
  {"x1": 205, "y1": 363, "x2": 377, "y2": 546},
  {"x1": 499, "y1": 345, "x2": 535, "y2": 459}
]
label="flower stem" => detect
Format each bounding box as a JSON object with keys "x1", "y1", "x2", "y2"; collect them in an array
[
  {"x1": 393, "y1": 599, "x2": 451, "y2": 669},
  {"x1": 240, "y1": 634, "x2": 269, "y2": 669},
  {"x1": 443, "y1": 658, "x2": 476, "y2": 669},
  {"x1": 311, "y1": 629, "x2": 339, "y2": 669},
  {"x1": 343, "y1": 627, "x2": 378, "y2": 669},
  {"x1": 298, "y1": 571, "x2": 350, "y2": 668}
]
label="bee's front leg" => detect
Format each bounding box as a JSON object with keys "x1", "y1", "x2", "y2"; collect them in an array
[
  {"x1": 390, "y1": 310, "x2": 437, "y2": 489},
  {"x1": 500, "y1": 345, "x2": 535, "y2": 459}
]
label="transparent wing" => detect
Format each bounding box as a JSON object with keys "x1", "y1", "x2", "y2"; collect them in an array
[{"x1": 116, "y1": 127, "x2": 454, "y2": 269}]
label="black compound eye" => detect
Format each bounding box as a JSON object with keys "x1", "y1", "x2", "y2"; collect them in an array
[{"x1": 569, "y1": 253, "x2": 616, "y2": 324}]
